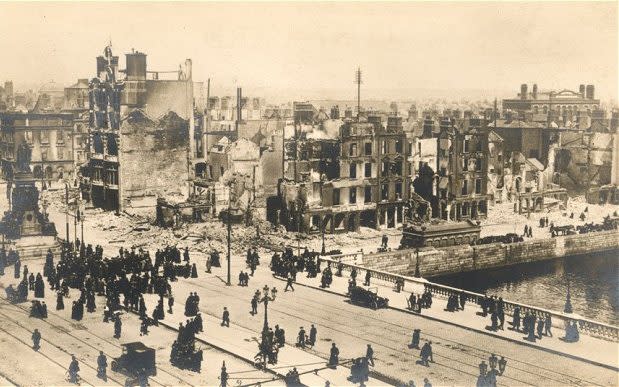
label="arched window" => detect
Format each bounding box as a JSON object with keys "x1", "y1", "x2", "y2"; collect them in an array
[
  {"x1": 107, "y1": 135, "x2": 118, "y2": 156},
  {"x1": 92, "y1": 133, "x2": 104, "y2": 154}
]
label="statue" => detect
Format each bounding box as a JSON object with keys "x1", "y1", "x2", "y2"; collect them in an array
[{"x1": 16, "y1": 142, "x2": 32, "y2": 173}]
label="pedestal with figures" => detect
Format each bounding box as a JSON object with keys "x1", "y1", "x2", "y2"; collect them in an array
[{"x1": 0, "y1": 142, "x2": 58, "y2": 259}]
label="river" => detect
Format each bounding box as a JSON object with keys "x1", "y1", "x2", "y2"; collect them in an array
[{"x1": 431, "y1": 250, "x2": 619, "y2": 326}]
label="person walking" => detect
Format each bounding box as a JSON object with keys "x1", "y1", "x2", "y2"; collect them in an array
[
  {"x1": 32, "y1": 328, "x2": 41, "y2": 351},
  {"x1": 309, "y1": 324, "x2": 317, "y2": 347},
  {"x1": 364, "y1": 270, "x2": 371, "y2": 286},
  {"x1": 68, "y1": 355, "x2": 80, "y2": 384},
  {"x1": 114, "y1": 315, "x2": 122, "y2": 338},
  {"x1": 544, "y1": 314, "x2": 553, "y2": 337},
  {"x1": 167, "y1": 295, "x2": 174, "y2": 314},
  {"x1": 284, "y1": 272, "x2": 295, "y2": 292},
  {"x1": 328, "y1": 343, "x2": 339, "y2": 368},
  {"x1": 221, "y1": 307, "x2": 230, "y2": 327},
  {"x1": 97, "y1": 351, "x2": 107, "y2": 380},
  {"x1": 366, "y1": 344, "x2": 375, "y2": 367},
  {"x1": 411, "y1": 329, "x2": 421, "y2": 349},
  {"x1": 251, "y1": 295, "x2": 258, "y2": 315}
]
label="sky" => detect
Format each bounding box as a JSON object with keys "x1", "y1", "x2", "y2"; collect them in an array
[{"x1": 0, "y1": 2, "x2": 617, "y2": 103}]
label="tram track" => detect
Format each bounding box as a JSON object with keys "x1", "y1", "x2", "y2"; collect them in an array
[
  {"x1": 181, "y1": 274, "x2": 610, "y2": 386},
  {"x1": 0, "y1": 314, "x2": 117, "y2": 387},
  {"x1": 0, "y1": 295, "x2": 192, "y2": 387}
]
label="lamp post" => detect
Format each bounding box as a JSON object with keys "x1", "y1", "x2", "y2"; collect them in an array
[
  {"x1": 257, "y1": 284, "x2": 277, "y2": 366},
  {"x1": 564, "y1": 277, "x2": 573, "y2": 314},
  {"x1": 79, "y1": 201, "x2": 85, "y2": 246},
  {"x1": 258, "y1": 285, "x2": 278, "y2": 334},
  {"x1": 64, "y1": 182, "x2": 69, "y2": 243},
  {"x1": 226, "y1": 177, "x2": 237, "y2": 286},
  {"x1": 321, "y1": 223, "x2": 326, "y2": 255}
]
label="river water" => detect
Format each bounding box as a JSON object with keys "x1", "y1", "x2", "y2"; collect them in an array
[{"x1": 431, "y1": 250, "x2": 619, "y2": 326}]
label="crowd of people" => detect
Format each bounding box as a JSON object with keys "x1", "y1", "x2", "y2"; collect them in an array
[{"x1": 0, "y1": 239, "x2": 213, "y2": 384}]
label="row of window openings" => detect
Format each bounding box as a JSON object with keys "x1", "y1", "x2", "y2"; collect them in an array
[
  {"x1": 40, "y1": 148, "x2": 67, "y2": 161},
  {"x1": 461, "y1": 179, "x2": 483, "y2": 195},
  {"x1": 348, "y1": 140, "x2": 408, "y2": 157},
  {"x1": 349, "y1": 162, "x2": 404, "y2": 178},
  {"x1": 92, "y1": 168, "x2": 119, "y2": 185},
  {"x1": 332, "y1": 184, "x2": 403, "y2": 205},
  {"x1": 23, "y1": 130, "x2": 66, "y2": 143}
]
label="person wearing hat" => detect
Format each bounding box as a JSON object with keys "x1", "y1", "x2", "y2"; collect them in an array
[
  {"x1": 297, "y1": 327, "x2": 306, "y2": 348},
  {"x1": 411, "y1": 329, "x2": 421, "y2": 349},
  {"x1": 366, "y1": 344, "x2": 374, "y2": 366}
]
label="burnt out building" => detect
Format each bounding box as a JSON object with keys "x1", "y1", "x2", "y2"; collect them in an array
[
  {"x1": 80, "y1": 44, "x2": 196, "y2": 212},
  {"x1": 436, "y1": 118, "x2": 491, "y2": 220},
  {"x1": 274, "y1": 114, "x2": 410, "y2": 233}
]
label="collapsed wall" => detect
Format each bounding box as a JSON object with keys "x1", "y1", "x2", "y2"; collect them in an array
[{"x1": 119, "y1": 110, "x2": 190, "y2": 210}]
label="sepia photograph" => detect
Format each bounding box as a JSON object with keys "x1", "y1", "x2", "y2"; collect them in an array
[{"x1": 0, "y1": 1, "x2": 617, "y2": 386}]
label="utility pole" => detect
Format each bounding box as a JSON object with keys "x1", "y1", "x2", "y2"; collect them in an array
[
  {"x1": 493, "y1": 98, "x2": 498, "y2": 129},
  {"x1": 203, "y1": 78, "x2": 210, "y2": 171},
  {"x1": 64, "y1": 183, "x2": 69, "y2": 243},
  {"x1": 227, "y1": 185, "x2": 232, "y2": 286},
  {"x1": 355, "y1": 67, "x2": 362, "y2": 122},
  {"x1": 281, "y1": 114, "x2": 285, "y2": 180}
]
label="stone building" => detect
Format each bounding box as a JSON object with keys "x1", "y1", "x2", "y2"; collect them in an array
[
  {"x1": 0, "y1": 112, "x2": 77, "y2": 183},
  {"x1": 273, "y1": 114, "x2": 410, "y2": 233},
  {"x1": 79, "y1": 44, "x2": 196, "y2": 212},
  {"x1": 502, "y1": 83, "x2": 601, "y2": 120},
  {"x1": 435, "y1": 117, "x2": 491, "y2": 221}
]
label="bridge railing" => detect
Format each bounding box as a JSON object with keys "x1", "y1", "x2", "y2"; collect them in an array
[{"x1": 318, "y1": 255, "x2": 619, "y2": 342}]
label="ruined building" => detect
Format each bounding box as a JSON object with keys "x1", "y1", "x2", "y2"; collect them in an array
[
  {"x1": 272, "y1": 114, "x2": 410, "y2": 233},
  {"x1": 79, "y1": 44, "x2": 196, "y2": 212},
  {"x1": 410, "y1": 117, "x2": 495, "y2": 221}
]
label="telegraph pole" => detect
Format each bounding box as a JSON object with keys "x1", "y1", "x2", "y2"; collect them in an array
[
  {"x1": 355, "y1": 67, "x2": 362, "y2": 122},
  {"x1": 227, "y1": 188, "x2": 232, "y2": 286},
  {"x1": 65, "y1": 183, "x2": 69, "y2": 243}
]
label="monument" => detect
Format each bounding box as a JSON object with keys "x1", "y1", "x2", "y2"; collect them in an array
[{"x1": 1, "y1": 142, "x2": 57, "y2": 239}]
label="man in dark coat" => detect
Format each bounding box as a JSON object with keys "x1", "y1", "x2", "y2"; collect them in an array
[
  {"x1": 32, "y1": 329, "x2": 41, "y2": 350},
  {"x1": 97, "y1": 351, "x2": 107, "y2": 380},
  {"x1": 329, "y1": 343, "x2": 339, "y2": 367}
]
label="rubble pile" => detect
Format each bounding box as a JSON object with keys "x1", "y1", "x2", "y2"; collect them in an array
[{"x1": 482, "y1": 196, "x2": 615, "y2": 238}]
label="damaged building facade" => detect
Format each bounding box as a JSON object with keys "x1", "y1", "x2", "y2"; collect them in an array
[
  {"x1": 273, "y1": 115, "x2": 410, "y2": 233},
  {"x1": 80, "y1": 44, "x2": 196, "y2": 212}
]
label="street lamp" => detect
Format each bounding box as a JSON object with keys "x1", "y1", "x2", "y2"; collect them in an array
[
  {"x1": 564, "y1": 277, "x2": 573, "y2": 314},
  {"x1": 78, "y1": 200, "x2": 85, "y2": 247},
  {"x1": 64, "y1": 182, "x2": 70, "y2": 243},
  {"x1": 255, "y1": 285, "x2": 278, "y2": 367},
  {"x1": 225, "y1": 177, "x2": 237, "y2": 286},
  {"x1": 321, "y1": 223, "x2": 326, "y2": 255}
]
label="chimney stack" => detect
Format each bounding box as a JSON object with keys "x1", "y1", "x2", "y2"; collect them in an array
[
  {"x1": 520, "y1": 84, "x2": 528, "y2": 100},
  {"x1": 532, "y1": 84, "x2": 538, "y2": 99},
  {"x1": 579, "y1": 84, "x2": 586, "y2": 97},
  {"x1": 236, "y1": 87, "x2": 242, "y2": 128},
  {"x1": 586, "y1": 85, "x2": 595, "y2": 99}
]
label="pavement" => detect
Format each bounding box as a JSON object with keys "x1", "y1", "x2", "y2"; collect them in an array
[
  {"x1": 0, "y1": 265, "x2": 284, "y2": 387},
  {"x1": 287, "y1": 264, "x2": 619, "y2": 370}
]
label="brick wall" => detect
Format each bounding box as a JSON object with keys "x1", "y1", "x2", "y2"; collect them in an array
[{"x1": 362, "y1": 230, "x2": 619, "y2": 277}]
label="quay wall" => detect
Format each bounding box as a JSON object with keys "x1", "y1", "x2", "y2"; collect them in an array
[{"x1": 362, "y1": 230, "x2": 619, "y2": 278}]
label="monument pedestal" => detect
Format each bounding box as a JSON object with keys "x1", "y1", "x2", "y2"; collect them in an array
[{"x1": 1, "y1": 171, "x2": 57, "y2": 240}]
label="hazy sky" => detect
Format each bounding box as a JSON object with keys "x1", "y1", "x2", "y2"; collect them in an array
[{"x1": 1, "y1": 2, "x2": 617, "y2": 102}]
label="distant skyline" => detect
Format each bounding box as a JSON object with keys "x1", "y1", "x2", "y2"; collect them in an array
[{"x1": 1, "y1": 2, "x2": 617, "y2": 103}]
